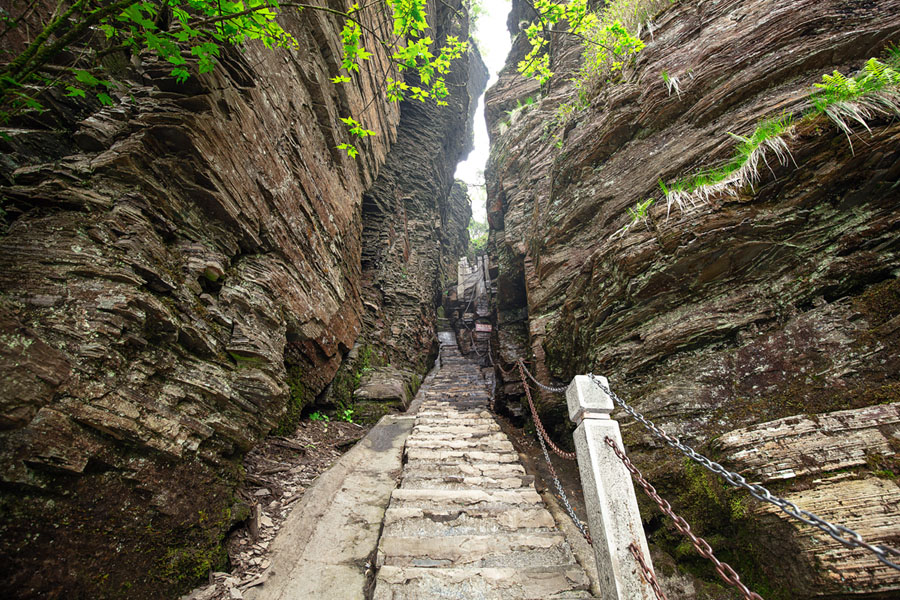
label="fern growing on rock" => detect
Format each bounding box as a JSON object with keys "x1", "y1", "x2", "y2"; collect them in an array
[{"x1": 617, "y1": 51, "x2": 900, "y2": 238}]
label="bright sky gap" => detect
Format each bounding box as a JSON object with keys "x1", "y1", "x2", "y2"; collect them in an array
[{"x1": 455, "y1": 0, "x2": 513, "y2": 224}]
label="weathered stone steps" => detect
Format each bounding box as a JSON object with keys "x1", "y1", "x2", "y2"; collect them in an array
[
  {"x1": 374, "y1": 566, "x2": 592, "y2": 599},
  {"x1": 377, "y1": 533, "x2": 576, "y2": 567},
  {"x1": 372, "y1": 333, "x2": 591, "y2": 599}
]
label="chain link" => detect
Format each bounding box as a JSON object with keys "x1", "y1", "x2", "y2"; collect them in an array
[
  {"x1": 590, "y1": 375, "x2": 900, "y2": 572},
  {"x1": 629, "y1": 542, "x2": 669, "y2": 600},
  {"x1": 519, "y1": 359, "x2": 569, "y2": 393},
  {"x1": 518, "y1": 361, "x2": 576, "y2": 460},
  {"x1": 606, "y1": 437, "x2": 763, "y2": 600},
  {"x1": 534, "y1": 408, "x2": 593, "y2": 545}
]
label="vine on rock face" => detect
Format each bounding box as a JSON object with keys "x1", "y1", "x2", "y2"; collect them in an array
[{"x1": 0, "y1": 0, "x2": 468, "y2": 158}]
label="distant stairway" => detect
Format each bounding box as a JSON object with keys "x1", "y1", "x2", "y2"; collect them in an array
[{"x1": 372, "y1": 333, "x2": 591, "y2": 599}]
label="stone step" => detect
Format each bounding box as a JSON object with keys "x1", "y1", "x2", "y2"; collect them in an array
[
  {"x1": 389, "y1": 488, "x2": 545, "y2": 506},
  {"x1": 400, "y1": 473, "x2": 535, "y2": 490},
  {"x1": 414, "y1": 423, "x2": 501, "y2": 434},
  {"x1": 414, "y1": 418, "x2": 502, "y2": 427},
  {"x1": 421, "y1": 394, "x2": 490, "y2": 400},
  {"x1": 376, "y1": 533, "x2": 576, "y2": 568},
  {"x1": 419, "y1": 398, "x2": 489, "y2": 403},
  {"x1": 415, "y1": 411, "x2": 494, "y2": 419},
  {"x1": 382, "y1": 504, "x2": 557, "y2": 536},
  {"x1": 407, "y1": 431, "x2": 508, "y2": 442},
  {"x1": 373, "y1": 566, "x2": 591, "y2": 600},
  {"x1": 419, "y1": 398, "x2": 488, "y2": 404},
  {"x1": 404, "y1": 448, "x2": 519, "y2": 463},
  {"x1": 403, "y1": 460, "x2": 526, "y2": 479},
  {"x1": 412, "y1": 418, "x2": 496, "y2": 427},
  {"x1": 414, "y1": 411, "x2": 492, "y2": 420},
  {"x1": 405, "y1": 438, "x2": 516, "y2": 452}
]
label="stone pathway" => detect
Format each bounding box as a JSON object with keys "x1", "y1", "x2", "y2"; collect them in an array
[{"x1": 373, "y1": 334, "x2": 592, "y2": 599}]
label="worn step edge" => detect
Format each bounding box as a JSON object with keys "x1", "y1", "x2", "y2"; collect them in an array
[
  {"x1": 382, "y1": 507, "x2": 557, "y2": 534},
  {"x1": 389, "y1": 488, "x2": 543, "y2": 503},
  {"x1": 376, "y1": 533, "x2": 575, "y2": 568},
  {"x1": 372, "y1": 565, "x2": 591, "y2": 600}
]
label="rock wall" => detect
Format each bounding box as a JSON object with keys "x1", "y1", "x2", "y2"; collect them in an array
[
  {"x1": 485, "y1": 0, "x2": 900, "y2": 597},
  {"x1": 0, "y1": 2, "x2": 477, "y2": 598},
  {"x1": 357, "y1": 11, "x2": 487, "y2": 375},
  {"x1": 324, "y1": 4, "x2": 486, "y2": 421}
]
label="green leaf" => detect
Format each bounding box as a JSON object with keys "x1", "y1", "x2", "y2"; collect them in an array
[
  {"x1": 15, "y1": 92, "x2": 43, "y2": 110},
  {"x1": 171, "y1": 67, "x2": 190, "y2": 83},
  {"x1": 337, "y1": 143, "x2": 358, "y2": 158},
  {"x1": 65, "y1": 86, "x2": 87, "y2": 98},
  {"x1": 97, "y1": 93, "x2": 114, "y2": 106},
  {"x1": 75, "y1": 70, "x2": 99, "y2": 87}
]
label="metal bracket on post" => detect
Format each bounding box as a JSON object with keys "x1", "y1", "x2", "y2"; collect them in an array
[{"x1": 566, "y1": 375, "x2": 656, "y2": 600}]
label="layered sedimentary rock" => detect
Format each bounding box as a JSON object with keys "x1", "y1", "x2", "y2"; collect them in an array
[
  {"x1": 0, "y1": 2, "x2": 477, "y2": 598},
  {"x1": 485, "y1": 0, "x2": 900, "y2": 596},
  {"x1": 326, "y1": 6, "x2": 486, "y2": 421},
  {"x1": 358, "y1": 32, "x2": 487, "y2": 376}
]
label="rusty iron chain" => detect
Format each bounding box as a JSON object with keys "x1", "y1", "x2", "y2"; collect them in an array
[
  {"x1": 605, "y1": 436, "x2": 764, "y2": 600},
  {"x1": 494, "y1": 355, "x2": 516, "y2": 377},
  {"x1": 518, "y1": 360, "x2": 576, "y2": 461},
  {"x1": 629, "y1": 542, "x2": 669, "y2": 600},
  {"x1": 590, "y1": 375, "x2": 900, "y2": 572}
]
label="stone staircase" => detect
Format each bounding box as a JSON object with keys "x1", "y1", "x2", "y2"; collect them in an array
[{"x1": 373, "y1": 333, "x2": 592, "y2": 599}]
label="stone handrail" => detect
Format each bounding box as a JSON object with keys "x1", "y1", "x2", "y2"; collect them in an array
[{"x1": 566, "y1": 375, "x2": 657, "y2": 599}]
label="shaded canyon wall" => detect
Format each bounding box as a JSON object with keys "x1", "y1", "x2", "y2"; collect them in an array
[
  {"x1": 485, "y1": 0, "x2": 900, "y2": 597},
  {"x1": 0, "y1": 2, "x2": 479, "y2": 597}
]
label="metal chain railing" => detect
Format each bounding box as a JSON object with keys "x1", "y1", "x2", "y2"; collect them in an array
[
  {"x1": 504, "y1": 360, "x2": 591, "y2": 543},
  {"x1": 486, "y1": 339, "x2": 497, "y2": 412},
  {"x1": 517, "y1": 360, "x2": 576, "y2": 460},
  {"x1": 519, "y1": 358, "x2": 569, "y2": 393},
  {"x1": 533, "y1": 401, "x2": 593, "y2": 545},
  {"x1": 607, "y1": 437, "x2": 763, "y2": 600},
  {"x1": 589, "y1": 375, "x2": 900, "y2": 572},
  {"x1": 629, "y1": 542, "x2": 669, "y2": 600}
]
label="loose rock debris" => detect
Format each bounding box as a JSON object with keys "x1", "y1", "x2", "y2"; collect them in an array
[{"x1": 181, "y1": 420, "x2": 369, "y2": 600}]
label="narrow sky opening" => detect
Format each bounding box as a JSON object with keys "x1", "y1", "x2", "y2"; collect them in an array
[{"x1": 455, "y1": 0, "x2": 513, "y2": 224}]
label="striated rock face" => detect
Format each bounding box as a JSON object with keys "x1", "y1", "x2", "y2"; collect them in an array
[
  {"x1": 0, "y1": 3, "x2": 478, "y2": 598},
  {"x1": 714, "y1": 404, "x2": 900, "y2": 484},
  {"x1": 485, "y1": 0, "x2": 900, "y2": 596},
  {"x1": 357, "y1": 7, "x2": 488, "y2": 375}
]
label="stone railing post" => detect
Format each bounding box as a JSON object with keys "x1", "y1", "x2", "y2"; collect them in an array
[{"x1": 567, "y1": 375, "x2": 656, "y2": 600}]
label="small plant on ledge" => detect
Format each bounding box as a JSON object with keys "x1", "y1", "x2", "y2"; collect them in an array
[{"x1": 615, "y1": 50, "x2": 900, "y2": 238}]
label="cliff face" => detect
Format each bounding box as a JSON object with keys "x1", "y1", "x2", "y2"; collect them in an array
[
  {"x1": 486, "y1": 0, "x2": 900, "y2": 596},
  {"x1": 357, "y1": 15, "x2": 487, "y2": 376},
  {"x1": 0, "y1": 3, "x2": 476, "y2": 597}
]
